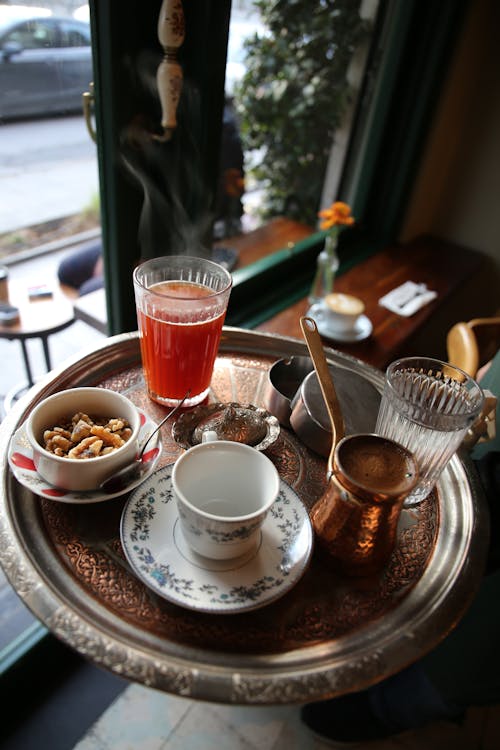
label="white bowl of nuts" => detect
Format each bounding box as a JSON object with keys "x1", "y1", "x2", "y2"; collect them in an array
[{"x1": 25, "y1": 387, "x2": 141, "y2": 491}]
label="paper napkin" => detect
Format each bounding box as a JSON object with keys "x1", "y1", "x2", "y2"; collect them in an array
[{"x1": 379, "y1": 281, "x2": 437, "y2": 317}]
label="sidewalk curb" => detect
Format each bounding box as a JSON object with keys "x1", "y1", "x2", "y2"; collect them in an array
[{"x1": 2, "y1": 228, "x2": 102, "y2": 267}]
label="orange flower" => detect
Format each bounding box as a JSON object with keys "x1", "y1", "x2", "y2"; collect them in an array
[{"x1": 318, "y1": 201, "x2": 355, "y2": 231}]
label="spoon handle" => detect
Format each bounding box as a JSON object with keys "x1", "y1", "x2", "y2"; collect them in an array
[
  {"x1": 300, "y1": 317, "x2": 345, "y2": 475},
  {"x1": 139, "y1": 390, "x2": 190, "y2": 457}
]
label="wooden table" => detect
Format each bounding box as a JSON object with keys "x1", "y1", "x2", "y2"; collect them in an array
[
  {"x1": 0, "y1": 329, "x2": 488, "y2": 704},
  {"x1": 257, "y1": 235, "x2": 485, "y2": 370},
  {"x1": 215, "y1": 216, "x2": 313, "y2": 268},
  {"x1": 0, "y1": 281, "x2": 75, "y2": 408}
]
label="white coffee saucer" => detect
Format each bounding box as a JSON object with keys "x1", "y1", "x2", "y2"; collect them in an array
[
  {"x1": 8, "y1": 410, "x2": 162, "y2": 503},
  {"x1": 120, "y1": 465, "x2": 313, "y2": 614},
  {"x1": 307, "y1": 304, "x2": 373, "y2": 343}
]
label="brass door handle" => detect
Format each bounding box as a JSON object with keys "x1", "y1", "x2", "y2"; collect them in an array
[{"x1": 83, "y1": 82, "x2": 96, "y2": 143}]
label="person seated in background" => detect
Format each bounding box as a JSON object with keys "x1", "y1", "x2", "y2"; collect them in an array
[
  {"x1": 213, "y1": 99, "x2": 245, "y2": 239},
  {"x1": 57, "y1": 240, "x2": 103, "y2": 297},
  {"x1": 301, "y1": 349, "x2": 500, "y2": 745}
]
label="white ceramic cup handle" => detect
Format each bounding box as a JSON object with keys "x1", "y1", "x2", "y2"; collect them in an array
[{"x1": 201, "y1": 431, "x2": 218, "y2": 443}]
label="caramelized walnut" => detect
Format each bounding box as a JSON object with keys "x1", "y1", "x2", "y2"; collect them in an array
[{"x1": 42, "y1": 412, "x2": 131, "y2": 459}]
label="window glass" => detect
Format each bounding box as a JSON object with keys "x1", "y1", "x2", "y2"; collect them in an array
[
  {"x1": 7, "y1": 19, "x2": 58, "y2": 49},
  {"x1": 59, "y1": 21, "x2": 90, "y2": 47},
  {"x1": 218, "y1": 1, "x2": 377, "y2": 241}
]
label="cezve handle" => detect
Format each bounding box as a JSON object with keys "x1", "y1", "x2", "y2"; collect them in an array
[{"x1": 300, "y1": 316, "x2": 345, "y2": 475}]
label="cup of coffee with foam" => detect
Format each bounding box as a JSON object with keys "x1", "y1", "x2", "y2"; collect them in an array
[{"x1": 321, "y1": 292, "x2": 365, "y2": 334}]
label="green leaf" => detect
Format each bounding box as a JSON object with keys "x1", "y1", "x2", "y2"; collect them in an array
[{"x1": 235, "y1": 1, "x2": 371, "y2": 223}]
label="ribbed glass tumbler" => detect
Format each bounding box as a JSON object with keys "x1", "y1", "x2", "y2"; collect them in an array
[{"x1": 375, "y1": 357, "x2": 484, "y2": 506}]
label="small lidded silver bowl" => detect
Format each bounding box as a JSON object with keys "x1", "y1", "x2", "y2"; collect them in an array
[{"x1": 172, "y1": 402, "x2": 280, "y2": 451}]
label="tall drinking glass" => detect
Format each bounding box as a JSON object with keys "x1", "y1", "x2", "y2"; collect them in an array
[
  {"x1": 376, "y1": 357, "x2": 484, "y2": 506},
  {"x1": 133, "y1": 255, "x2": 232, "y2": 408}
]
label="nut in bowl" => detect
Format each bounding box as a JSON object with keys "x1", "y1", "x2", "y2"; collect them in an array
[{"x1": 25, "y1": 387, "x2": 141, "y2": 491}]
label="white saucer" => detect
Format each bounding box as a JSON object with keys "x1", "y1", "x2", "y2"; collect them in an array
[
  {"x1": 120, "y1": 466, "x2": 314, "y2": 614},
  {"x1": 307, "y1": 304, "x2": 373, "y2": 343},
  {"x1": 8, "y1": 410, "x2": 162, "y2": 503}
]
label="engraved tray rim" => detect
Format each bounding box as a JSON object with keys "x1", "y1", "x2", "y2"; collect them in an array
[{"x1": 0, "y1": 328, "x2": 489, "y2": 704}]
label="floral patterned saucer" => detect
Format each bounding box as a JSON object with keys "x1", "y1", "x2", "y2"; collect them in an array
[
  {"x1": 8, "y1": 411, "x2": 162, "y2": 504},
  {"x1": 120, "y1": 465, "x2": 313, "y2": 614}
]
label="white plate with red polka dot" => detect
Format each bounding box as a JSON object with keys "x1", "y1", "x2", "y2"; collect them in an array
[{"x1": 7, "y1": 410, "x2": 162, "y2": 503}]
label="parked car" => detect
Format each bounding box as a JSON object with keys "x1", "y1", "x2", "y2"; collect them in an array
[{"x1": 0, "y1": 14, "x2": 93, "y2": 121}]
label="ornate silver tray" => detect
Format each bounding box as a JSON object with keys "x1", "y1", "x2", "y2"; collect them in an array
[{"x1": 0, "y1": 328, "x2": 488, "y2": 704}]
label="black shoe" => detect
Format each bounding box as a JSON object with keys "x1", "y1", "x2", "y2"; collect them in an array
[{"x1": 301, "y1": 690, "x2": 401, "y2": 746}]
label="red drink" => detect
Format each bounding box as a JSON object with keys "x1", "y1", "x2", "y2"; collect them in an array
[{"x1": 134, "y1": 257, "x2": 232, "y2": 408}]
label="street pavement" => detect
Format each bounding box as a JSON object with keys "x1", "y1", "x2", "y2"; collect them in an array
[
  {"x1": 0, "y1": 115, "x2": 103, "y2": 404},
  {"x1": 0, "y1": 112, "x2": 102, "y2": 405},
  {"x1": 0, "y1": 114, "x2": 99, "y2": 235}
]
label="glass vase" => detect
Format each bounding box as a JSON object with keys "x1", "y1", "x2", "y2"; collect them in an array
[{"x1": 308, "y1": 235, "x2": 340, "y2": 306}]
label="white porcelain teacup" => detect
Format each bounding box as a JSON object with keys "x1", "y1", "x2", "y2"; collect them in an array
[
  {"x1": 321, "y1": 292, "x2": 365, "y2": 333},
  {"x1": 172, "y1": 432, "x2": 280, "y2": 559}
]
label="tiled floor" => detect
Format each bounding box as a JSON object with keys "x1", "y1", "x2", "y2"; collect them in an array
[
  {"x1": 72, "y1": 681, "x2": 500, "y2": 750},
  {"x1": 2, "y1": 246, "x2": 500, "y2": 750}
]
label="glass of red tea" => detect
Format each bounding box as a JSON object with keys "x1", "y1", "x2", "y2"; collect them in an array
[{"x1": 133, "y1": 256, "x2": 232, "y2": 407}]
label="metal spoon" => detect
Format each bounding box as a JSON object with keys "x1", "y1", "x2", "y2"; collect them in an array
[
  {"x1": 100, "y1": 391, "x2": 190, "y2": 494},
  {"x1": 300, "y1": 316, "x2": 345, "y2": 477}
]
